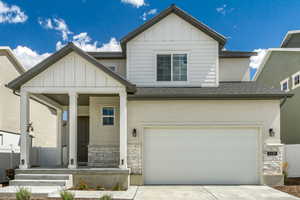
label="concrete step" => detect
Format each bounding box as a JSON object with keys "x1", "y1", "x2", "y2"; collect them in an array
[
  {"x1": 10, "y1": 180, "x2": 67, "y2": 186},
  {"x1": 15, "y1": 174, "x2": 70, "y2": 180}
]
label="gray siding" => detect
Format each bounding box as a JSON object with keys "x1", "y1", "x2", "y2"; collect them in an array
[{"x1": 256, "y1": 51, "x2": 300, "y2": 144}]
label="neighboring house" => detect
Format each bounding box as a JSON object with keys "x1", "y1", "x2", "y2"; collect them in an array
[
  {"x1": 0, "y1": 47, "x2": 59, "y2": 175},
  {"x1": 6, "y1": 5, "x2": 292, "y2": 188},
  {"x1": 254, "y1": 30, "x2": 300, "y2": 177}
]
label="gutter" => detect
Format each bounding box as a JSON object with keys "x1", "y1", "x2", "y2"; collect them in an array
[{"x1": 12, "y1": 90, "x2": 57, "y2": 115}]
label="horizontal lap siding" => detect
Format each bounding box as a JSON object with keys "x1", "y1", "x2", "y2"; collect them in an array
[
  {"x1": 127, "y1": 13, "x2": 218, "y2": 87},
  {"x1": 23, "y1": 52, "x2": 123, "y2": 88}
]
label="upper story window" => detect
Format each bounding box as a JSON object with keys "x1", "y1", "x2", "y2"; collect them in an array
[
  {"x1": 108, "y1": 66, "x2": 117, "y2": 72},
  {"x1": 157, "y1": 53, "x2": 187, "y2": 82},
  {"x1": 280, "y1": 78, "x2": 289, "y2": 92},
  {"x1": 292, "y1": 71, "x2": 300, "y2": 89},
  {"x1": 102, "y1": 107, "x2": 115, "y2": 126}
]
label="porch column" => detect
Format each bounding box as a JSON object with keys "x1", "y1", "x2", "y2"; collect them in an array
[
  {"x1": 20, "y1": 89, "x2": 30, "y2": 169},
  {"x1": 57, "y1": 109, "x2": 63, "y2": 166},
  {"x1": 119, "y1": 91, "x2": 127, "y2": 168},
  {"x1": 68, "y1": 92, "x2": 78, "y2": 169}
]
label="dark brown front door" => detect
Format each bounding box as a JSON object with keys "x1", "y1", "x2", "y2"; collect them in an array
[{"x1": 77, "y1": 116, "x2": 89, "y2": 164}]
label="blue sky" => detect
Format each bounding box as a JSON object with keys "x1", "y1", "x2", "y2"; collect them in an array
[{"x1": 1, "y1": 0, "x2": 300, "y2": 74}]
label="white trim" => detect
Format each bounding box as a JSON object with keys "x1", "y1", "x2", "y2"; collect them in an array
[
  {"x1": 141, "y1": 122, "x2": 263, "y2": 185},
  {"x1": 281, "y1": 30, "x2": 300, "y2": 47},
  {"x1": 22, "y1": 86, "x2": 126, "y2": 94},
  {"x1": 292, "y1": 71, "x2": 300, "y2": 90},
  {"x1": 253, "y1": 48, "x2": 300, "y2": 81},
  {"x1": 280, "y1": 78, "x2": 290, "y2": 92},
  {"x1": 101, "y1": 106, "x2": 115, "y2": 126},
  {"x1": 155, "y1": 51, "x2": 189, "y2": 84}
]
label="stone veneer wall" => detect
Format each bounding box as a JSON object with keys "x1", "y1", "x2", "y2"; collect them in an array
[
  {"x1": 128, "y1": 143, "x2": 142, "y2": 174},
  {"x1": 263, "y1": 144, "x2": 284, "y2": 175},
  {"x1": 88, "y1": 144, "x2": 119, "y2": 167}
]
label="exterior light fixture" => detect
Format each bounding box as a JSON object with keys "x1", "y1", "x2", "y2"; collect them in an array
[
  {"x1": 269, "y1": 128, "x2": 275, "y2": 137},
  {"x1": 132, "y1": 128, "x2": 137, "y2": 137}
]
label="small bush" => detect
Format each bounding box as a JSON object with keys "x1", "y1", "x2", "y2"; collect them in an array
[
  {"x1": 99, "y1": 194, "x2": 112, "y2": 200},
  {"x1": 77, "y1": 179, "x2": 89, "y2": 190},
  {"x1": 60, "y1": 190, "x2": 74, "y2": 200},
  {"x1": 96, "y1": 185, "x2": 105, "y2": 191},
  {"x1": 112, "y1": 183, "x2": 123, "y2": 191},
  {"x1": 16, "y1": 187, "x2": 31, "y2": 200}
]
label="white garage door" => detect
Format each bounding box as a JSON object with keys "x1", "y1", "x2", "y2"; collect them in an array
[{"x1": 144, "y1": 127, "x2": 260, "y2": 185}]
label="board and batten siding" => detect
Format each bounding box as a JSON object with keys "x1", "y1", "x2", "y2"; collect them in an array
[
  {"x1": 23, "y1": 52, "x2": 124, "y2": 89},
  {"x1": 126, "y1": 13, "x2": 219, "y2": 87}
]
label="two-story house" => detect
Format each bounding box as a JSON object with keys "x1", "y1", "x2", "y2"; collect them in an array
[
  {"x1": 254, "y1": 30, "x2": 300, "y2": 177},
  {"x1": 6, "y1": 5, "x2": 291, "y2": 188}
]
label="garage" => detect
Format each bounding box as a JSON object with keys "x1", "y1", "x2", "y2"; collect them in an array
[{"x1": 143, "y1": 126, "x2": 260, "y2": 185}]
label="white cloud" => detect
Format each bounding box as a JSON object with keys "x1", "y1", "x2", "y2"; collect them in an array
[
  {"x1": 216, "y1": 4, "x2": 234, "y2": 15},
  {"x1": 56, "y1": 32, "x2": 121, "y2": 52},
  {"x1": 142, "y1": 8, "x2": 157, "y2": 21},
  {"x1": 121, "y1": 0, "x2": 145, "y2": 8},
  {"x1": 13, "y1": 46, "x2": 51, "y2": 69},
  {"x1": 0, "y1": 0, "x2": 27, "y2": 23},
  {"x1": 250, "y1": 49, "x2": 267, "y2": 69},
  {"x1": 38, "y1": 17, "x2": 72, "y2": 41}
]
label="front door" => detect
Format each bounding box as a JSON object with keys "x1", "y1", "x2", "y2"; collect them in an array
[{"x1": 77, "y1": 116, "x2": 89, "y2": 165}]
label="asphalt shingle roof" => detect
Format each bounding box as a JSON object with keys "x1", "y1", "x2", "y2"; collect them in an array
[{"x1": 128, "y1": 82, "x2": 293, "y2": 99}]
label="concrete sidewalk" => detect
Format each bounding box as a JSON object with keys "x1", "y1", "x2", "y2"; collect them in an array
[
  {"x1": 0, "y1": 185, "x2": 298, "y2": 200},
  {"x1": 134, "y1": 186, "x2": 300, "y2": 200}
]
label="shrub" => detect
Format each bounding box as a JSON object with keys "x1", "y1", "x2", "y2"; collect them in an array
[
  {"x1": 99, "y1": 194, "x2": 112, "y2": 200},
  {"x1": 112, "y1": 183, "x2": 123, "y2": 191},
  {"x1": 60, "y1": 190, "x2": 74, "y2": 200},
  {"x1": 77, "y1": 179, "x2": 89, "y2": 190},
  {"x1": 16, "y1": 187, "x2": 31, "y2": 200}
]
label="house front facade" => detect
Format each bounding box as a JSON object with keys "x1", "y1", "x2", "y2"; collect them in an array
[{"x1": 7, "y1": 5, "x2": 291, "y2": 187}]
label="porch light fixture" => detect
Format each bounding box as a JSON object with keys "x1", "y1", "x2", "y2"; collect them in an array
[
  {"x1": 269, "y1": 128, "x2": 275, "y2": 137},
  {"x1": 132, "y1": 128, "x2": 137, "y2": 137}
]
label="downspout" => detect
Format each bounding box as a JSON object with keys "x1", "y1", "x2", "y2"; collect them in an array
[{"x1": 280, "y1": 96, "x2": 288, "y2": 108}]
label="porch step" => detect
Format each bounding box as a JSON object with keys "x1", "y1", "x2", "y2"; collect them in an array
[
  {"x1": 10, "y1": 173, "x2": 72, "y2": 187},
  {"x1": 10, "y1": 180, "x2": 67, "y2": 186},
  {"x1": 15, "y1": 174, "x2": 70, "y2": 180}
]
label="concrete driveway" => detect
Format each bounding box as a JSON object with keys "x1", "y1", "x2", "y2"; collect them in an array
[{"x1": 134, "y1": 186, "x2": 300, "y2": 200}]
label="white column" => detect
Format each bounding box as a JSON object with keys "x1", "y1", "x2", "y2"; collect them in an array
[
  {"x1": 56, "y1": 109, "x2": 63, "y2": 167},
  {"x1": 20, "y1": 90, "x2": 30, "y2": 169},
  {"x1": 119, "y1": 91, "x2": 128, "y2": 168},
  {"x1": 68, "y1": 92, "x2": 78, "y2": 169}
]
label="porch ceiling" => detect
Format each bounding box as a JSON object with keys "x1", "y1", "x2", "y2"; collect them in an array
[{"x1": 44, "y1": 94, "x2": 118, "y2": 106}]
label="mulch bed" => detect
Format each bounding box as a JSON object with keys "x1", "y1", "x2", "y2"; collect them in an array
[{"x1": 273, "y1": 178, "x2": 300, "y2": 198}]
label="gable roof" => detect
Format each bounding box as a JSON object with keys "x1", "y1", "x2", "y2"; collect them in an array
[
  {"x1": 0, "y1": 47, "x2": 25, "y2": 74},
  {"x1": 281, "y1": 30, "x2": 300, "y2": 48},
  {"x1": 253, "y1": 48, "x2": 300, "y2": 81},
  {"x1": 120, "y1": 4, "x2": 227, "y2": 52},
  {"x1": 6, "y1": 43, "x2": 136, "y2": 93}
]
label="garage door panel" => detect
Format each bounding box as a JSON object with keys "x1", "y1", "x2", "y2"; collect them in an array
[{"x1": 144, "y1": 127, "x2": 259, "y2": 185}]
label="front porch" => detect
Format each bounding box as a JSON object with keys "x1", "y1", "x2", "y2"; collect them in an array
[{"x1": 20, "y1": 90, "x2": 128, "y2": 170}]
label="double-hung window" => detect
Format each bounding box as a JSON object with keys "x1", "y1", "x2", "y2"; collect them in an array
[
  {"x1": 280, "y1": 78, "x2": 289, "y2": 92},
  {"x1": 102, "y1": 107, "x2": 115, "y2": 126},
  {"x1": 157, "y1": 53, "x2": 187, "y2": 81},
  {"x1": 292, "y1": 71, "x2": 300, "y2": 89}
]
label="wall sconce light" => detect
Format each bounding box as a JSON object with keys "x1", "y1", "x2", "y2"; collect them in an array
[
  {"x1": 269, "y1": 128, "x2": 275, "y2": 137},
  {"x1": 132, "y1": 128, "x2": 137, "y2": 137}
]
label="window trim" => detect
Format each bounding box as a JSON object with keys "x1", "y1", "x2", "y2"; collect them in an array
[
  {"x1": 101, "y1": 106, "x2": 115, "y2": 126},
  {"x1": 155, "y1": 51, "x2": 189, "y2": 83},
  {"x1": 292, "y1": 71, "x2": 300, "y2": 90},
  {"x1": 280, "y1": 78, "x2": 289, "y2": 92}
]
